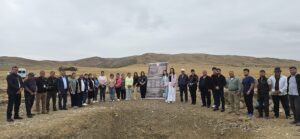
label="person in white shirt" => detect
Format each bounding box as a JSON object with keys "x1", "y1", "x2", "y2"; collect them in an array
[
  {"x1": 268, "y1": 67, "x2": 290, "y2": 119},
  {"x1": 98, "y1": 71, "x2": 107, "y2": 102},
  {"x1": 287, "y1": 66, "x2": 300, "y2": 126}
]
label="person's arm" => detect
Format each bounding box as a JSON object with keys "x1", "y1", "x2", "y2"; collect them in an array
[
  {"x1": 247, "y1": 78, "x2": 255, "y2": 95},
  {"x1": 281, "y1": 77, "x2": 288, "y2": 94}
]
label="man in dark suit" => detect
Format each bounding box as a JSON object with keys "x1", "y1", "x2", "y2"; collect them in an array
[
  {"x1": 6, "y1": 66, "x2": 24, "y2": 122},
  {"x1": 178, "y1": 69, "x2": 189, "y2": 102},
  {"x1": 199, "y1": 70, "x2": 213, "y2": 108},
  {"x1": 57, "y1": 70, "x2": 69, "y2": 110},
  {"x1": 188, "y1": 69, "x2": 199, "y2": 105},
  {"x1": 212, "y1": 68, "x2": 227, "y2": 112}
]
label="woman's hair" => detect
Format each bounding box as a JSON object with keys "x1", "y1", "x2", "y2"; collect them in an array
[
  {"x1": 134, "y1": 72, "x2": 138, "y2": 77},
  {"x1": 140, "y1": 71, "x2": 145, "y2": 76},
  {"x1": 169, "y1": 68, "x2": 175, "y2": 75},
  {"x1": 163, "y1": 70, "x2": 168, "y2": 76},
  {"x1": 110, "y1": 73, "x2": 114, "y2": 77}
]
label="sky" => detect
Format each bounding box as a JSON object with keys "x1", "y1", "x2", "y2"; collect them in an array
[{"x1": 0, "y1": 0, "x2": 300, "y2": 61}]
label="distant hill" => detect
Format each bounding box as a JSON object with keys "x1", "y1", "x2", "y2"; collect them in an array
[{"x1": 1, "y1": 53, "x2": 300, "y2": 69}]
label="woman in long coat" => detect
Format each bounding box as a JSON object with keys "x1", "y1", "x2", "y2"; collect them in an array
[{"x1": 167, "y1": 68, "x2": 177, "y2": 103}]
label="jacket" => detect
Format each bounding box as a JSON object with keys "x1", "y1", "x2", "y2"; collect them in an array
[
  {"x1": 188, "y1": 74, "x2": 198, "y2": 88},
  {"x1": 6, "y1": 73, "x2": 24, "y2": 94},
  {"x1": 47, "y1": 76, "x2": 58, "y2": 92},
  {"x1": 257, "y1": 76, "x2": 270, "y2": 94},
  {"x1": 57, "y1": 76, "x2": 69, "y2": 94},
  {"x1": 178, "y1": 74, "x2": 189, "y2": 86},
  {"x1": 36, "y1": 76, "x2": 48, "y2": 93},
  {"x1": 199, "y1": 76, "x2": 213, "y2": 92},
  {"x1": 287, "y1": 74, "x2": 300, "y2": 95}
]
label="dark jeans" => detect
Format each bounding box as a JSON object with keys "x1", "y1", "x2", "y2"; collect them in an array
[
  {"x1": 200, "y1": 89, "x2": 211, "y2": 107},
  {"x1": 7, "y1": 93, "x2": 21, "y2": 119},
  {"x1": 213, "y1": 89, "x2": 225, "y2": 109},
  {"x1": 258, "y1": 92, "x2": 269, "y2": 117},
  {"x1": 272, "y1": 95, "x2": 290, "y2": 118},
  {"x1": 79, "y1": 91, "x2": 84, "y2": 107},
  {"x1": 25, "y1": 92, "x2": 35, "y2": 116},
  {"x1": 93, "y1": 88, "x2": 98, "y2": 101},
  {"x1": 46, "y1": 91, "x2": 57, "y2": 111},
  {"x1": 71, "y1": 93, "x2": 79, "y2": 107},
  {"x1": 244, "y1": 92, "x2": 254, "y2": 115},
  {"x1": 82, "y1": 91, "x2": 88, "y2": 104},
  {"x1": 121, "y1": 89, "x2": 126, "y2": 100},
  {"x1": 179, "y1": 85, "x2": 188, "y2": 102},
  {"x1": 289, "y1": 95, "x2": 300, "y2": 122},
  {"x1": 140, "y1": 85, "x2": 147, "y2": 98},
  {"x1": 99, "y1": 86, "x2": 106, "y2": 101},
  {"x1": 189, "y1": 86, "x2": 197, "y2": 104},
  {"x1": 58, "y1": 93, "x2": 68, "y2": 109},
  {"x1": 116, "y1": 87, "x2": 121, "y2": 99}
]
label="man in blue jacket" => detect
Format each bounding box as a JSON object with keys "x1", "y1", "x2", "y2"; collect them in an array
[
  {"x1": 57, "y1": 70, "x2": 69, "y2": 110},
  {"x1": 6, "y1": 66, "x2": 24, "y2": 122}
]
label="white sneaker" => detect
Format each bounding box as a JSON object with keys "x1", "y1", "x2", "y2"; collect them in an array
[
  {"x1": 83, "y1": 103, "x2": 88, "y2": 106},
  {"x1": 117, "y1": 99, "x2": 120, "y2": 101}
]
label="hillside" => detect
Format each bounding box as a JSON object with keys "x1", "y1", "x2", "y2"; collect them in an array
[{"x1": 1, "y1": 53, "x2": 300, "y2": 69}]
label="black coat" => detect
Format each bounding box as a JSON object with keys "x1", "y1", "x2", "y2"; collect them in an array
[
  {"x1": 188, "y1": 74, "x2": 199, "y2": 88},
  {"x1": 199, "y1": 76, "x2": 213, "y2": 92},
  {"x1": 211, "y1": 74, "x2": 226, "y2": 91},
  {"x1": 6, "y1": 73, "x2": 24, "y2": 94},
  {"x1": 57, "y1": 76, "x2": 69, "y2": 94},
  {"x1": 36, "y1": 76, "x2": 48, "y2": 93},
  {"x1": 47, "y1": 76, "x2": 58, "y2": 92}
]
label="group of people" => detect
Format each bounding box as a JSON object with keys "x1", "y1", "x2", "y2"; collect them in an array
[
  {"x1": 5, "y1": 65, "x2": 300, "y2": 127},
  {"x1": 6, "y1": 66, "x2": 148, "y2": 122},
  {"x1": 161, "y1": 66, "x2": 300, "y2": 126}
]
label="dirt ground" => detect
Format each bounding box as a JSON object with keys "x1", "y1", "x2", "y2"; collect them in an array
[{"x1": 0, "y1": 93, "x2": 300, "y2": 139}]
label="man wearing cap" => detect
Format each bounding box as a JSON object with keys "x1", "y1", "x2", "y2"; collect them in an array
[
  {"x1": 6, "y1": 66, "x2": 24, "y2": 122},
  {"x1": 257, "y1": 70, "x2": 270, "y2": 118},
  {"x1": 188, "y1": 69, "x2": 199, "y2": 105},
  {"x1": 178, "y1": 68, "x2": 189, "y2": 103},
  {"x1": 212, "y1": 68, "x2": 226, "y2": 112},
  {"x1": 24, "y1": 73, "x2": 37, "y2": 118},
  {"x1": 287, "y1": 66, "x2": 300, "y2": 126},
  {"x1": 268, "y1": 67, "x2": 290, "y2": 119}
]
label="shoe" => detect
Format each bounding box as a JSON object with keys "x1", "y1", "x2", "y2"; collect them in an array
[
  {"x1": 296, "y1": 122, "x2": 300, "y2": 126},
  {"x1": 247, "y1": 114, "x2": 253, "y2": 119},
  {"x1": 221, "y1": 109, "x2": 225, "y2": 112},
  {"x1": 53, "y1": 109, "x2": 57, "y2": 111},
  {"x1": 14, "y1": 116, "x2": 23, "y2": 120},
  {"x1": 290, "y1": 121, "x2": 297, "y2": 124},
  {"x1": 213, "y1": 108, "x2": 219, "y2": 111},
  {"x1": 286, "y1": 116, "x2": 291, "y2": 119},
  {"x1": 27, "y1": 115, "x2": 33, "y2": 118},
  {"x1": 201, "y1": 105, "x2": 206, "y2": 107},
  {"x1": 83, "y1": 103, "x2": 87, "y2": 106},
  {"x1": 7, "y1": 119, "x2": 14, "y2": 122},
  {"x1": 63, "y1": 108, "x2": 68, "y2": 110}
]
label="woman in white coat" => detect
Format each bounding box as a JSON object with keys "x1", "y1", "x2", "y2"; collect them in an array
[{"x1": 167, "y1": 68, "x2": 177, "y2": 103}]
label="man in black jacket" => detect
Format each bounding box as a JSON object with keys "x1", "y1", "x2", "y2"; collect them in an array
[
  {"x1": 6, "y1": 66, "x2": 24, "y2": 122},
  {"x1": 178, "y1": 69, "x2": 189, "y2": 102},
  {"x1": 46, "y1": 71, "x2": 58, "y2": 112},
  {"x1": 199, "y1": 70, "x2": 213, "y2": 108},
  {"x1": 188, "y1": 69, "x2": 198, "y2": 105},
  {"x1": 287, "y1": 66, "x2": 300, "y2": 126},
  {"x1": 35, "y1": 70, "x2": 48, "y2": 114},
  {"x1": 212, "y1": 68, "x2": 227, "y2": 112},
  {"x1": 257, "y1": 70, "x2": 270, "y2": 118}
]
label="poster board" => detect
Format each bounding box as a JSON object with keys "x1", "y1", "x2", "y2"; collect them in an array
[{"x1": 146, "y1": 62, "x2": 168, "y2": 99}]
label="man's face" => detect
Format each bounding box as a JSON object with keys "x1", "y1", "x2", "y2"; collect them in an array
[
  {"x1": 243, "y1": 71, "x2": 249, "y2": 76},
  {"x1": 217, "y1": 70, "x2": 221, "y2": 74},
  {"x1": 212, "y1": 69, "x2": 217, "y2": 75},
  {"x1": 259, "y1": 72, "x2": 265, "y2": 77},
  {"x1": 11, "y1": 67, "x2": 18, "y2": 74},
  {"x1": 275, "y1": 71, "x2": 281, "y2": 76},
  {"x1": 191, "y1": 71, "x2": 195, "y2": 75},
  {"x1": 181, "y1": 71, "x2": 185, "y2": 74},
  {"x1": 101, "y1": 72, "x2": 104, "y2": 76},
  {"x1": 229, "y1": 71, "x2": 234, "y2": 77},
  {"x1": 40, "y1": 71, "x2": 45, "y2": 77},
  {"x1": 128, "y1": 73, "x2": 131, "y2": 77},
  {"x1": 202, "y1": 71, "x2": 207, "y2": 76},
  {"x1": 290, "y1": 68, "x2": 297, "y2": 75},
  {"x1": 61, "y1": 71, "x2": 66, "y2": 76}
]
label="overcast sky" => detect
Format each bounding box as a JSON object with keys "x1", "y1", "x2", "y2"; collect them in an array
[{"x1": 0, "y1": 0, "x2": 300, "y2": 61}]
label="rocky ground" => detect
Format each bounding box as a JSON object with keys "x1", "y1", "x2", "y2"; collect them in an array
[{"x1": 0, "y1": 94, "x2": 300, "y2": 139}]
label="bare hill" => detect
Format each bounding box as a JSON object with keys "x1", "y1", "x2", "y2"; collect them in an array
[{"x1": 1, "y1": 53, "x2": 300, "y2": 69}]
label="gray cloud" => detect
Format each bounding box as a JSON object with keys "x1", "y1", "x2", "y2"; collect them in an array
[{"x1": 0, "y1": 0, "x2": 300, "y2": 60}]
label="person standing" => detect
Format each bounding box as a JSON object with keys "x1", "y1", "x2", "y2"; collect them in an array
[
  {"x1": 57, "y1": 70, "x2": 69, "y2": 110},
  {"x1": 242, "y1": 69, "x2": 255, "y2": 119},
  {"x1": 268, "y1": 67, "x2": 290, "y2": 119},
  {"x1": 108, "y1": 74, "x2": 116, "y2": 101},
  {"x1": 125, "y1": 73, "x2": 134, "y2": 100},
  {"x1": 133, "y1": 72, "x2": 140, "y2": 100},
  {"x1": 24, "y1": 73, "x2": 36, "y2": 118},
  {"x1": 139, "y1": 71, "x2": 148, "y2": 100},
  {"x1": 212, "y1": 68, "x2": 226, "y2": 112},
  {"x1": 257, "y1": 70, "x2": 270, "y2": 118},
  {"x1": 87, "y1": 74, "x2": 95, "y2": 104},
  {"x1": 225, "y1": 71, "x2": 241, "y2": 115},
  {"x1": 199, "y1": 70, "x2": 213, "y2": 108},
  {"x1": 162, "y1": 70, "x2": 169, "y2": 100},
  {"x1": 121, "y1": 73, "x2": 127, "y2": 100},
  {"x1": 98, "y1": 71, "x2": 107, "y2": 102},
  {"x1": 69, "y1": 73, "x2": 79, "y2": 107},
  {"x1": 178, "y1": 69, "x2": 189, "y2": 103},
  {"x1": 188, "y1": 69, "x2": 198, "y2": 105},
  {"x1": 35, "y1": 70, "x2": 48, "y2": 114},
  {"x1": 46, "y1": 71, "x2": 58, "y2": 112},
  {"x1": 78, "y1": 74, "x2": 88, "y2": 107},
  {"x1": 287, "y1": 66, "x2": 300, "y2": 126},
  {"x1": 6, "y1": 66, "x2": 24, "y2": 122},
  {"x1": 115, "y1": 73, "x2": 122, "y2": 101},
  {"x1": 167, "y1": 68, "x2": 177, "y2": 103},
  {"x1": 93, "y1": 76, "x2": 99, "y2": 103}
]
